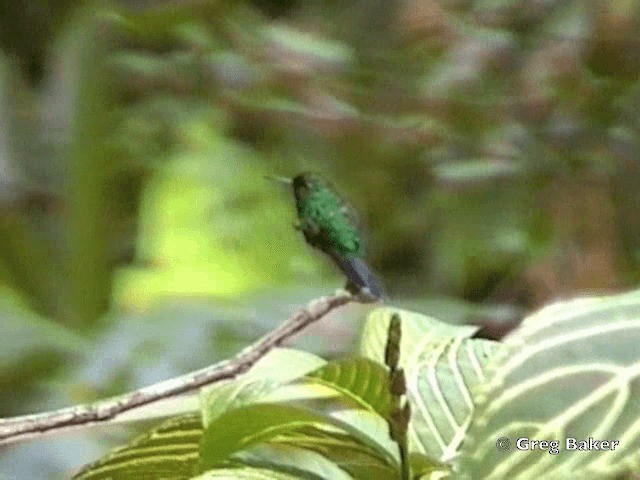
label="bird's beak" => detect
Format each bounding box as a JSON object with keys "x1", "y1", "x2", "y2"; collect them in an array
[{"x1": 264, "y1": 175, "x2": 293, "y2": 185}]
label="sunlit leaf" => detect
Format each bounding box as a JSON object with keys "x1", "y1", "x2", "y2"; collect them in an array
[
  {"x1": 199, "y1": 402, "x2": 397, "y2": 472},
  {"x1": 268, "y1": 425, "x2": 399, "y2": 479},
  {"x1": 199, "y1": 353, "x2": 405, "y2": 473},
  {"x1": 245, "y1": 348, "x2": 327, "y2": 383},
  {"x1": 201, "y1": 348, "x2": 325, "y2": 426},
  {"x1": 408, "y1": 336, "x2": 504, "y2": 462},
  {"x1": 74, "y1": 414, "x2": 203, "y2": 480},
  {"x1": 200, "y1": 353, "x2": 403, "y2": 477},
  {"x1": 358, "y1": 307, "x2": 479, "y2": 370},
  {"x1": 230, "y1": 443, "x2": 353, "y2": 480},
  {"x1": 458, "y1": 290, "x2": 640, "y2": 479},
  {"x1": 305, "y1": 358, "x2": 394, "y2": 418},
  {"x1": 192, "y1": 467, "x2": 302, "y2": 480},
  {"x1": 358, "y1": 307, "x2": 505, "y2": 463}
]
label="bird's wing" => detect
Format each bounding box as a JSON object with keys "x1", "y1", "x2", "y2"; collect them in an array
[{"x1": 300, "y1": 217, "x2": 325, "y2": 249}]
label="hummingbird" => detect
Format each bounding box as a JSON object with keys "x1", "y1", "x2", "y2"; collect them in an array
[{"x1": 268, "y1": 172, "x2": 384, "y2": 299}]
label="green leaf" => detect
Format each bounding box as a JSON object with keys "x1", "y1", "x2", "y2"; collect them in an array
[
  {"x1": 78, "y1": 352, "x2": 400, "y2": 479},
  {"x1": 192, "y1": 467, "x2": 303, "y2": 480},
  {"x1": 270, "y1": 425, "x2": 399, "y2": 479},
  {"x1": 74, "y1": 349, "x2": 325, "y2": 478},
  {"x1": 409, "y1": 336, "x2": 504, "y2": 462},
  {"x1": 230, "y1": 443, "x2": 353, "y2": 479},
  {"x1": 458, "y1": 290, "x2": 640, "y2": 479},
  {"x1": 74, "y1": 414, "x2": 203, "y2": 480},
  {"x1": 358, "y1": 306, "x2": 505, "y2": 463},
  {"x1": 199, "y1": 402, "x2": 398, "y2": 471},
  {"x1": 254, "y1": 371, "x2": 399, "y2": 463},
  {"x1": 245, "y1": 348, "x2": 327, "y2": 383},
  {"x1": 304, "y1": 358, "x2": 395, "y2": 418},
  {"x1": 226, "y1": 355, "x2": 409, "y2": 477},
  {"x1": 202, "y1": 378, "x2": 281, "y2": 429},
  {"x1": 198, "y1": 352, "x2": 404, "y2": 476},
  {"x1": 201, "y1": 348, "x2": 326, "y2": 427},
  {"x1": 358, "y1": 307, "x2": 479, "y2": 370}
]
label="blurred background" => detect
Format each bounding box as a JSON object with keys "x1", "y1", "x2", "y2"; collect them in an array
[{"x1": 1, "y1": 0, "x2": 639, "y2": 477}]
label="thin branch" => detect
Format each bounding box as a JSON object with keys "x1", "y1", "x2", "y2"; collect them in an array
[{"x1": 0, "y1": 291, "x2": 367, "y2": 445}]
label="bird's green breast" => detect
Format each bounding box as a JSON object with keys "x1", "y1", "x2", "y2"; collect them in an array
[{"x1": 298, "y1": 188, "x2": 363, "y2": 258}]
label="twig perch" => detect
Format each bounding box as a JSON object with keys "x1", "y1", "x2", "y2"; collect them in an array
[{"x1": 0, "y1": 291, "x2": 366, "y2": 445}]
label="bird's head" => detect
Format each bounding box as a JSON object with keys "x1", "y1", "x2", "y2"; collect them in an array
[
  {"x1": 292, "y1": 172, "x2": 325, "y2": 197},
  {"x1": 265, "y1": 172, "x2": 326, "y2": 199}
]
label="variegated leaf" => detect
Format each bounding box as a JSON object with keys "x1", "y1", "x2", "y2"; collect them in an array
[
  {"x1": 408, "y1": 335, "x2": 504, "y2": 462},
  {"x1": 358, "y1": 307, "x2": 504, "y2": 463},
  {"x1": 458, "y1": 290, "x2": 640, "y2": 479},
  {"x1": 359, "y1": 307, "x2": 480, "y2": 370},
  {"x1": 74, "y1": 414, "x2": 203, "y2": 480}
]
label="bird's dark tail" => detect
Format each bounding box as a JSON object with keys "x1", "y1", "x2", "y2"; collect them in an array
[{"x1": 334, "y1": 255, "x2": 385, "y2": 299}]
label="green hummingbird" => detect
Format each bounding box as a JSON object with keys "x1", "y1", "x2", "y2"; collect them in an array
[{"x1": 268, "y1": 172, "x2": 384, "y2": 298}]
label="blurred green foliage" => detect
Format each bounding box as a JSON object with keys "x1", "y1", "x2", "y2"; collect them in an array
[{"x1": 0, "y1": 0, "x2": 640, "y2": 477}]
